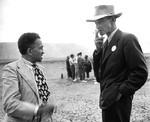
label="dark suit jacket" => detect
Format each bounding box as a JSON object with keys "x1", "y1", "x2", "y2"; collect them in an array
[
  {"x1": 77, "y1": 57, "x2": 84, "y2": 69},
  {"x1": 93, "y1": 29, "x2": 148, "y2": 109}
]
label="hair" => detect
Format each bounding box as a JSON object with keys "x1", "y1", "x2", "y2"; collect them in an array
[
  {"x1": 70, "y1": 54, "x2": 74, "y2": 58},
  {"x1": 67, "y1": 56, "x2": 69, "y2": 59},
  {"x1": 77, "y1": 52, "x2": 82, "y2": 56},
  {"x1": 85, "y1": 55, "x2": 88, "y2": 58},
  {"x1": 18, "y1": 32, "x2": 41, "y2": 55}
]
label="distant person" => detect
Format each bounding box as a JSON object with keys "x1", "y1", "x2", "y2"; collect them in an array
[
  {"x1": 87, "y1": 5, "x2": 148, "y2": 122},
  {"x1": 69, "y1": 54, "x2": 76, "y2": 81},
  {"x1": 2, "y1": 32, "x2": 56, "y2": 122},
  {"x1": 73, "y1": 55, "x2": 79, "y2": 81},
  {"x1": 77, "y1": 52, "x2": 86, "y2": 82},
  {"x1": 84, "y1": 55, "x2": 92, "y2": 79},
  {"x1": 66, "y1": 56, "x2": 72, "y2": 79}
]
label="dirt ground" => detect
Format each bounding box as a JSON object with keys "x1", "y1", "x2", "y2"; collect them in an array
[{"x1": 0, "y1": 60, "x2": 150, "y2": 122}]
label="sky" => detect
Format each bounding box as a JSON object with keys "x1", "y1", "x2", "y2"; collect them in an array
[{"x1": 0, "y1": 0, "x2": 150, "y2": 53}]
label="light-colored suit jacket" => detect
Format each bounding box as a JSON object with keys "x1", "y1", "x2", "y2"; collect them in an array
[{"x1": 2, "y1": 58, "x2": 45, "y2": 122}]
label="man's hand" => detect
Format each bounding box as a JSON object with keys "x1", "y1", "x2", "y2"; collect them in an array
[
  {"x1": 37, "y1": 104, "x2": 55, "y2": 116},
  {"x1": 94, "y1": 30, "x2": 104, "y2": 51}
]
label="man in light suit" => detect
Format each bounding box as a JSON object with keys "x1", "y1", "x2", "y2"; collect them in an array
[
  {"x1": 2, "y1": 32, "x2": 56, "y2": 122},
  {"x1": 87, "y1": 5, "x2": 148, "y2": 122}
]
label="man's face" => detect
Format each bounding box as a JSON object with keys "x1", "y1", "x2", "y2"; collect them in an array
[
  {"x1": 95, "y1": 17, "x2": 112, "y2": 36},
  {"x1": 30, "y1": 39, "x2": 44, "y2": 63}
]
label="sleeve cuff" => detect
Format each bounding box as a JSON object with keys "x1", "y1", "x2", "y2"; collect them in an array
[{"x1": 34, "y1": 105, "x2": 39, "y2": 115}]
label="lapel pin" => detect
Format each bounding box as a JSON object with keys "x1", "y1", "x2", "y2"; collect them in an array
[{"x1": 111, "y1": 45, "x2": 117, "y2": 52}]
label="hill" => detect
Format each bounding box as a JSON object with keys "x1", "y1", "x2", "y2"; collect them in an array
[
  {"x1": 0, "y1": 42, "x2": 93, "y2": 63},
  {"x1": 0, "y1": 42, "x2": 149, "y2": 63}
]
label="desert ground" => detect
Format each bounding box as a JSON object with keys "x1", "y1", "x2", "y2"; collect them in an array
[{"x1": 0, "y1": 59, "x2": 150, "y2": 122}]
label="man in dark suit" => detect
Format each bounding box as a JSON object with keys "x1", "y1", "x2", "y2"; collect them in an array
[
  {"x1": 87, "y1": 5, "x2": 148, "y2": 122},
  {"x1": 2, "y1": 32, "x2": 56, "y2": 122},
  {"x1": 77, "y1": 52, "x2": 86, "y2": 82},
  {"x1": 66, "y1": 56, "x2": 72, "y2": 79}
]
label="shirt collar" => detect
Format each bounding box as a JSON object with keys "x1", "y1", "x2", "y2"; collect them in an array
[
  {"x1": 108, "y1": 28, "x2": 118, "y2": 43},
  {"x1": 21, "y1": 57, "x2": 34, "y2": 70}
]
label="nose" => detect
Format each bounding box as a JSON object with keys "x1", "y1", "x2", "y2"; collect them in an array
[{"x1": 42, "y1": 49, "x2": 44, "y2": 55}]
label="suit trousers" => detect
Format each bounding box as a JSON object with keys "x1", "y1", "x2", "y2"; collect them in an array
[
  {"x1": 70, "y1": 65, "x2": 75, "y2": 79},
  {"x1": 102, "y1": 95, "x2": 132, "y2": 122},
  {"x1": 78, "y1": 68, "x2": 85, "y2": 80}
]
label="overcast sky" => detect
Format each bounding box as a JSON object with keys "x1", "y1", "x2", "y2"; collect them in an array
[{"x1": 0, "y1": 0, "x2": 150, "y2": 53}]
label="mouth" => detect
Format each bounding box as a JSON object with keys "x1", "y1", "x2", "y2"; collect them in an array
[{"x1": 99, "y1": 30, "x2": 103, "y2": 33}]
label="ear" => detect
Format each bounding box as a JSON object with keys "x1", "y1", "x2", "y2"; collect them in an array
[
  {"x1": 112, "y1": 17, "x2": 116, "y2": 22},
  {"x1": 27, "y1": 48, "x2": 32, "y2": 55}
]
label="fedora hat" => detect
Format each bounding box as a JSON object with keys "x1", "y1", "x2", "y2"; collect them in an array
[{"x1": 86, "y1": 5, "x2": 122, "y2": 22}]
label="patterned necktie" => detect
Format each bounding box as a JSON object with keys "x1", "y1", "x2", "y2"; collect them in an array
[{"x1": 32, "y1": 64, "x2": 50, "y2": 102}]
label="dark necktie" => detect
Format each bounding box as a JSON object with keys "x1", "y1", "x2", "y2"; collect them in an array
[
  {"x1": 32, "y1": 64, "x2": 50, "y2": 102},
  {"x1": 102, "y1": 39, "x2": 108, "y2": 58}
]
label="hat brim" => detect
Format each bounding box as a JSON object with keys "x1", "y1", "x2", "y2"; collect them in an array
[{"x1": 86, "y1": 13, "x2": 122, "y2": 22}]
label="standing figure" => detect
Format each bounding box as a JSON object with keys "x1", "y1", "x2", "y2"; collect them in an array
[
  {"x1": 84, "y1": 55, "x2": 92, "y2": 79},
  {"x1": 77, "y1": 52, "x2": 86, "y2": 82},
  {"x1": 87, "y1": 5, "x2": 148, "y2": 122},
  {"x1": 66, "y1": 56, "x2": 72, "y2": 79},
  {"x1": 2, "y1": 32, "x2": 56, "y2": 122},
  {"x1": 73, "y1": 55, "x2": 79, "y2": 81},
  {"x1": 69, "y1": 54, "x2": 75, "y2": 81}
]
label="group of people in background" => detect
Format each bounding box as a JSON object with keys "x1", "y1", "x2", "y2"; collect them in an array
[{"x1": 66, "y1": 52, "x2": 92, "y2": 82}]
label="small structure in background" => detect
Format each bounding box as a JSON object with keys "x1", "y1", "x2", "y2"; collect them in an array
[{"x1": 61, "y1": 73, "x2": 63, "y2": 79}]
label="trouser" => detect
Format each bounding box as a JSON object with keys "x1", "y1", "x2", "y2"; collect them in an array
[
  {"x1": 74, "y1": 64, "x2": 79, "y2": 79},
  {"x1": 78, "y1": 68, "x2": 85, "y2": 80},
  {"x1": 67, "y1": 68, "x2": 72, "y2": 78},
  {"x1": 70, "y1": 65, "x2": 75, "y2": 80},
  {"x1": 102, "y1": 95, "x2": 132, "y2": 122},
  {"x1": 85, "y1": 71, "x2": 89, "y2": 78}
]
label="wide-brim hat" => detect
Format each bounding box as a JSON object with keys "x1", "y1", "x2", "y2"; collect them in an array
[{"x1": 86, "y1": 5, "x2": 122, "y2": 22}]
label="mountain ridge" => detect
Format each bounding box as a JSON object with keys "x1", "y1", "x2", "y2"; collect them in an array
[{"x1": 0, "y1": 42, "x2": 93, "y2": 63}]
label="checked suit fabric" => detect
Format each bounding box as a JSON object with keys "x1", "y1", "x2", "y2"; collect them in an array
[{"x1": 32, "y1": 64, "x2": 50, "y2": 102}]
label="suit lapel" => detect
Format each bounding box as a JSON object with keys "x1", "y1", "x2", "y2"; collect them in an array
[
  {"x1": 16, "y1": 59, "x2": 39, "y2": 100},
  {"x1": 102, "y1": 30, "x2": 122, "y2": 64}
]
